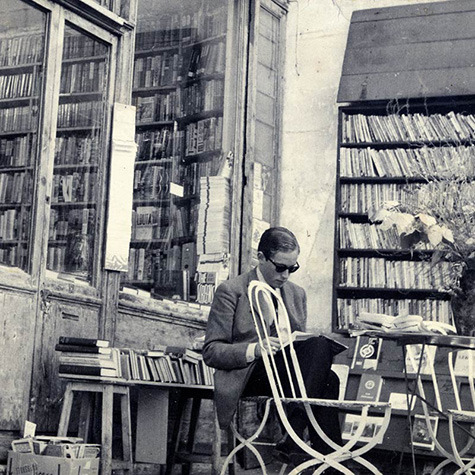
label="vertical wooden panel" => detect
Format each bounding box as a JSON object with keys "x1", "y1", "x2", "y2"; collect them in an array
[
  {"x1": 135, "y1": 388, "x2": 169, "y2": 464},
  {"x1": 0, "y1": 291, "x2": 37, "y2": 430}
]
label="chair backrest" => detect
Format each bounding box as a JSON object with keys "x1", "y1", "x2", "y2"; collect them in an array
[{"x1": 248, "y1": 280, "x2": 308, "y2": 402}]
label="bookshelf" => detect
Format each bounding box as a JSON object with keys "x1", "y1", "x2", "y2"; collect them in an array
[
  {"x1": 124, "y1": 1, "x2": 229, "y2": 301},
  {"x1": 46, "y1": 26, "x2": 111, "y2": 282},
  {"x1": 333, "y1": 98, "x2": 475, "y2": 332},
  {"x1": 0, "y1": 28, "x2": 45, "y2": 270}
]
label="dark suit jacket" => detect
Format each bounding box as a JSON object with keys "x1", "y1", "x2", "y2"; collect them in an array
[{"x1": 203, "y1": 268, "x2": 307, "y2": 428}]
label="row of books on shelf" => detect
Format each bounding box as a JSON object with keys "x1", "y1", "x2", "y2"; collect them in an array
[
  {"x1": 342, "y1": 111, "x2": 475, "y2": 144},
  {"x1": 0, "y1": 106, "x2": 35, "y2": 132},
  {"x1": 172, "y1": 202, "x2": 199, "y2": 240},
  {"x1": 51, "y1": 172, "x2": 97, "y2": 203},
  {"x1": 181, "y1": 7, "x2": 227, "y2": 44},
  {"x1": 59, "y1": 61, "x2": 106, "y2": 94},
  {"x1": 62, "y1": 34, "x2": 108, "y2": 61},
  {"x1": 185, "y1": 117, "x2": 223, "y2": 156},
  {"x1": 133, "y1": 52, "x2": 180, "y2": 88},
  {"x1": 340, "y1": 145, "x2": 475, "y2": 178},
  {"x1": 131, "y1": 206, "x2": 170, "y2": 240},
  {"x1": 133, "y1": 165, "x2": 171, "y2": 200},
  {"x1": 0, "y1": 72, "x2": 36, "y2": 99},
  {"x1": 47, "y1": 234, "x2": 92, "y2": 275},
  {"x1": 339, "y1": 256, "x2": 456, "y2": 291},
  {"x1": 89, "y1": 0, "x2": 122, "y2": 16},
  {"x1": 134, "y1": 92, "x2": 177, "y2": 124},
  {"x1": 135, "y1": 8, "x2": 226, "y2": 51},
  {"x1": 173, "y1": 160, "x2": 213, "y2": 196},
  {"x1": 55, "y1": 336, "x2": 214, "y2": 386},
  {"x1": 0, "y1": 208, "x2": 28, "y2": 240},
  {"x1": 337, "y1": 298, "x2": 453, "y2": 329},
  {"x1": 136, "y1": 128, "x2": 180, "y2": 162},
  {"x1": 339, "y1": 218, "x2": 408, "y2": 250},
  {"x1": 54, "y1": 135, "x2": 100, "y2": 165},
  {"x1": 49, "y1": 208, "x2": 94, "y2": 240},
  {"x1": 0, "y1": 136, "x2": 32, "y2": 167},
  {"x1": 177, "y1": 79, "x2": 224, "y2": 117},
  {"x1": 0, "y1": 34, "x2": 44, "y2": 67},
  {"x1": 126, "y1": 242, "x2": 197, "y2": 284},
  {"x1": 0, "y1": 172, "x2": 31, "y2": 204},
  {"x1": 184, "y1": 41, "x2": 226, "y2": 79},
  {"x1": 339, "y1": 183, "x2": 419, "y2": 214},
  {"x1": 0, "y1": 246, "x2": 27, "y2": 267},
  {"x1": 57, "y1": 102, "x2": 103, "y2": 129}
]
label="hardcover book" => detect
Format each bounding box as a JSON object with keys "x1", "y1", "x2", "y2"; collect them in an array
[
  {"x1": 58, "y1": 364, "x2": 117, "y2": 378},
  {"x1": 351, "y1": 336, "x2": 382, "y2": 370},
  {"x1": 58, "y1": 336, "x2": 110, "y2": 348},
  {"x1": 356, "y1": 373, "x2": 383, "y2": 402}
]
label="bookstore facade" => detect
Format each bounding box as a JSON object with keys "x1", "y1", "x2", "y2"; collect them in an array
[
  {"x1": 0, "y1": 0, "x2": 287, "y2": 452},
  {"x1": 3, "y1": 0, "x2": 475, "y2": 468}
]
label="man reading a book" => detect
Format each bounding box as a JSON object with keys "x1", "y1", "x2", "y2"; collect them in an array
[{"x1": 203, "y1": 227, "x2": 342, "y2": 464}]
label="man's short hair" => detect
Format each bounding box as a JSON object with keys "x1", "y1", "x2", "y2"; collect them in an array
[{"x1": 258, "y1": 227, "x2": 300, "y2": 258}]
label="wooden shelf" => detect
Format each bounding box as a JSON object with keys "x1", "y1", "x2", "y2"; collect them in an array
[
  {"x1": 340, "y1": 139, "x2": 475, "y2": 148},
  {"x1": 336, "y1": 286, "x2": 450, "y2": 299}
]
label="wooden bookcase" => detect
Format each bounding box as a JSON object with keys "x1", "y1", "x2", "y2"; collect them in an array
[
  {"x1": 125, "y1": 2, "x2": 229, "y2": 300},
  {"x1": 332, "y1": 97, "x2": 475, "y2": 332}
]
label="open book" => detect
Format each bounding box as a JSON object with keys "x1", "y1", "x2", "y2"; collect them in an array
[{"x1": 290, "y1": 331, "x2": 349, "y2": 355}]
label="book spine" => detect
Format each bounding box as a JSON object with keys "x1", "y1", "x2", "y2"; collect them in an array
[
  {"x1": 58, "y1": 364, "x2": 112, "y2": 376},
  {"x1": 55, "y1": 344, "x2": 109, "y2": 354},
  {"x1": 58, "y1": 336, "x2": 109, "y2": 347}
]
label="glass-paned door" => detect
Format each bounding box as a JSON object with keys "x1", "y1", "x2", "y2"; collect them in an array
[
  {"x1": 47, "y1": 24, "x2": 111, "y2": 283},
  {"x1": 0, "y1": 0, "x2": 47, "y2": 270},
  {"x1": 125, "y1": 0, "x2": 231, "y2": 302}
]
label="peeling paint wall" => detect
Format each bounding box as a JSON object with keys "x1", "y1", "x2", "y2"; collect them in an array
[{"x1": 280, "y1": 0, "x2": 450, "y2": 332}]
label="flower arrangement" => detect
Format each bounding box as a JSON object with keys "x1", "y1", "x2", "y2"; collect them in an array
[{"x1": 369, "y1": 175, "x2": 475, "y2": 335}]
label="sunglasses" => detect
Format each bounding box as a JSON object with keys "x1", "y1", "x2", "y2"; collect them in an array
[{"x1": 267, "y1": 257, "x2": 300, "y2": 274}]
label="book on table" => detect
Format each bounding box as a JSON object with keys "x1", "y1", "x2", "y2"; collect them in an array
[
  {"x1": 58, "y1": 364, "x2": 118, "y2": 378},
  {"x1": 356, "y1": 373, "x2": 383, "y2": 402},
  {"x1": 55, "y1": 344, "x2": 112, "y2": 354}
]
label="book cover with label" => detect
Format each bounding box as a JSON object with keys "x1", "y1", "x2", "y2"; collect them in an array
[
  {"x1": 351, "y1": 336, "x2": 382, "y2": 370},
  {"x1": 405, "y1": 344, "x2": 437, "y2": 375},
  {"x1": 356, "y1": 373, "x2": 383, "y2": 402}
]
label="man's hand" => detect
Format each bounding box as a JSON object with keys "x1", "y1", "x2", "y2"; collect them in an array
[{"x1": 255, "y1": 337, "x2": 281, "y2": 358}]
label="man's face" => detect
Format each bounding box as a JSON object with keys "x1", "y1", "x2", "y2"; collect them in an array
[{"x1": 257, "y1": 249, "x2": 299, "y2": 289}]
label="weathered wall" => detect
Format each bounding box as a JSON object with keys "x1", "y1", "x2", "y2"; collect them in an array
[{"x1": 280, "y1": 0, "x2": 450, "y2": 332}]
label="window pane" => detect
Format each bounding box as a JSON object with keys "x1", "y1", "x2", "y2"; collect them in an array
[
  {"x1": 0, "y1": 0, "x2": 47, "y2": 270},
  {"x1": 48, "y1": 24, "x2": 110, "y2": 282},
  {"x1": 126, "y1": 0, "x2": 229, "y2": 302}
]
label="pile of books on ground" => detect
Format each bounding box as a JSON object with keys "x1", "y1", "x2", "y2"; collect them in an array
[
  {"x1": 55, "y1": 336, "x2": 214, "y2": 386},
  {"x1": 8, "y1": 430, "x2": 100, "y2": 475}
]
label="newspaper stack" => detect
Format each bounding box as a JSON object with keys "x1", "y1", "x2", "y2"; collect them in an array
[{"x1": 197, "y1": 176, "x2": 230, "y2": 255}]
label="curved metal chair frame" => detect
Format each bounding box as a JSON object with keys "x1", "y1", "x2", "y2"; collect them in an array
[
  {"x1": 406, "y1": 343, "x2": 475, "y2": 475},
  {"x1": 221, "y1": 280, "x2": 392, "y2": 474}
]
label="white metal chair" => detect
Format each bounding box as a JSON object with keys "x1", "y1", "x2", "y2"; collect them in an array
[
  {"x1": 238, "y1": 280, "x2": 392, "y2": 474},
  {"x1": 405, "y1": 339, "x2": 475, "y2": 475}
]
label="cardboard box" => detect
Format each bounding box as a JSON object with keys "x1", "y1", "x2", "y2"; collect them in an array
[{"x1": 7, "y1": 451, "x2": 99, "y2": 475}]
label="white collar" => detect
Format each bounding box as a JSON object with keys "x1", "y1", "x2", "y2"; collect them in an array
[{"x1": 256, "y1": 267, "x2": 282, "y2": 297}]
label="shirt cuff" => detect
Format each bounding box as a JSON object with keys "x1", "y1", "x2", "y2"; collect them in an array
[{"x1": 246, "y1": 343, "x2": 258, "y2": 363}]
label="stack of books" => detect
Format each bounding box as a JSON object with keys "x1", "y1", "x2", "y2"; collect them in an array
[
  {"x1": 55, "y1": 337, "x2": 214, "y2": 386},
  {"x1": 196, "y1": 176, "x2": 231, "y2": 255},
  {"x1": 55, "y1": 336, "x2": 120, "y2": 378}
]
